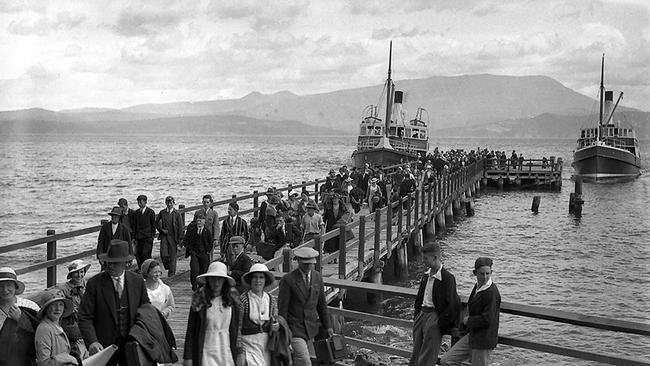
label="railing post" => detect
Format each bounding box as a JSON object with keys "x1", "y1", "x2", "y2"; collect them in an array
[
  {"x1": 427, "y1": 182, "x2": 432, "y2": 217},
  {"x1": 282, "y1": 248, "x2": 291, "y2": 272},
  {"x1": 374, "y1": 209, "x2": 381, "y2": 262},
  {"x1": 179, "y1": 204, "x2": 186, "y2": 225},
  {"x1": 407, "y1": 192, "x2": 413, "y2": 230},
  {"x1": 338, "y1": 226, "x2": 346, "y2": 279},
  {"x1": 253, "y1": 190, "x2": 259, "y2": 217},
  {"x1": 357, "y1": 216, "x2": 366, "y2": 279},
  {"x1": 46, "y1": 229, "x2": 56, "y2": 288},
  {"x1": 414, "y1": 189, "x2": 420, "y2": 228},
  {"x1": 397, "y1": 198, "x2": 403, "y2": 239},
  {"x1": 314, "y1": 179, "x2": 319, "y2": 204},
  {"x1": 386, "y1": 203, "x2": 392, "y2": 252},
  {"x1": 314, "y1": 235, "x2": 323, "y2": 273}
]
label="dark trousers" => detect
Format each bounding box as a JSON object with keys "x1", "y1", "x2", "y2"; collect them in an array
[
  {"x1": 190, "y1": 253, "x2": 210, "y2": 290},
  {"x1": 134, "y1": 237, "x2": 153, "y2": 268},
  {"x1": 160, "y1": 236, "x2": 178, "y2": 276}
]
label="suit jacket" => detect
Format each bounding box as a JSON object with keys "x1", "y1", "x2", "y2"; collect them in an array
[
  {"x1": 156, "y1": 209, "x2": 184, "y2": 244},
  {"x1": 219, "y1": 215, "x2": 249, "y2": 247},
  {"x1": 267, "y1": 223, "x2": 302, "y2": 248},
  {"x1": 183, "y1": 222, "x2": 213, "y2": 258},
  {"x1": 413, "y1": 267, "x2": 460, "y2": 334},
  {"x1": 466, "y1": 282, "x2": 501, "y2": 349},
  {"x1": 193, "y1": 208, "x2": 220, "y2": 242},
  {"x1": 229, "y1": 253, "x2": 252, "y2": 289},
  {"x1": 78, "y1": 271, "x2": 150, "y2": 348},
  {"x1": 132, "y1": 207, "x2": 156, "y2": 240},
  {"x1": 96, "y1": 222, "x2": 131, "y2": 258},
  {"x1": 119, "y1": 208, "x2": 136, "y2": 239},
  {"x1": 278, "y1": 269, "x2": 331, "y2": 340}
]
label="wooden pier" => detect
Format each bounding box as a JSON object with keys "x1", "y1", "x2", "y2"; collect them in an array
[
  {"x1": 483, "y1": 157, "x2": 563, "y2": 189},
  {"x1": 3, "y1": 157, "x2": 649, "y2": 365}
]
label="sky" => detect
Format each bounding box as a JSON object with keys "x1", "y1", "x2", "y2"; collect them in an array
[{"x1": 0, "y1": 0, "x2": 648, "y2": 111}]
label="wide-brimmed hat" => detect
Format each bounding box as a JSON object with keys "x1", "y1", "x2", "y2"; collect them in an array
[
  {"x1": 197, "y1": 261, "x2": 235, "y2": 287},
  {"x1": 108, "y1": 206, "x2": 122, "y2": 216},
  {"x1": 0, "y1": 267, "x2": 25, "y2": 295},
  {"x1": 37, "y1": 289, "x2": 73, "y2": 319},
  {"x1": 294, "y1": 247, "x2": 319, "y2": 264},
  {"x1": 370, "y1": 178, "x2": 378, "y2": 184},
  {"x1": 67, "y1": 259, "x2": 91, "y2": 279},
  {"x1": 306, "y1": 201, "x2": 318, "y2": 210},
  {"x1": 99, "y1": 239, "x2": 135, "y2": 263},
  {"x1": 242, "y1": 263, "x2": 275, "y2": 287}
]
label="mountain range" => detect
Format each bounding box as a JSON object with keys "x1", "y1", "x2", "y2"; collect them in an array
[{"x1": 1, "y1": 74, "x2": 647, "y2": 139}]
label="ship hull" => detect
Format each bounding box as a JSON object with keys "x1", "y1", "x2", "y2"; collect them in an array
[
  {"x1": 352, "y1": 148, "x2": 419, "y2": 167},
  {"x1": 572, "y1": 145, "x2": 641, "y2": 180}
]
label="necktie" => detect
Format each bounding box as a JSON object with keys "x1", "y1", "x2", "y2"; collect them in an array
[
  {"x1": 304, "y1": 271, "x2": 310, "y2": 287},
  {"x1": 114, "y1": 277, "x2": 123, "y2": 298},
  {"x1": 198, "y1": 228, "x2": 202, "y2": 235}
]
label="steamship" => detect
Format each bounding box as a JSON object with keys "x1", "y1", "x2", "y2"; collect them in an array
[
  {"x1": 572, "y1": 55, "x2": 641, "y2": 181},
  {"x1": 351, "y1": 42, "x2": 429, "y2": 168}
]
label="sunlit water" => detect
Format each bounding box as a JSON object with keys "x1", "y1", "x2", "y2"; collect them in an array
[{"x1": 1, "y1": 133, "x2": 648, "y2": 365}]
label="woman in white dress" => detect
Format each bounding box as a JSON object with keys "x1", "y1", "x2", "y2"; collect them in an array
[
  {"x1": 239, "y1": 263, "x2": 279, "y2": 366},
  {"x1": 183, "y1": 261, "x2": 242, "y2": 366},
  {"x1": 141, "y1": 259, "x2": 175, "y2": 318}
]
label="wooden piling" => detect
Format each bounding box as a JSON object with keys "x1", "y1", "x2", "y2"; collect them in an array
[
  {"x1": 396, "y1": 241, "x2": 408, "y2": 280},
  {"x1": 465, "y1": 198, "x2": 475, "y2": 217},
  {"x1": 435, "y1": 212, "x2": 446, "y2": 231},
  {"x1": 445, "y1": 204, "x2": 454, "y2": 224},
  {"x1": 452, "y1": 199, "x2": 461, "y2": 216},
  {"x1": 531, "y1": 196, "x2": 541, "y2": 213},
  {"x1": 424, "y1": 221, "x2": 435, "y2": 238},
  {"x1": 497, "y1": 177, "x2": 504, "y2": 190}
]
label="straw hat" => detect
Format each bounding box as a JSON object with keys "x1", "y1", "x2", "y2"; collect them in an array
[
  {"x1": 98, "y1": 239, "x2": 135, "y2": 263},
  {"x1": 0, "y1": 267, "x2": 25, "y2": 295},
  {"x1": 37, "y1": 289, "x2": 73, "y2": 319},
  {"x1": 197, "y1": 261, "x2": 235, "y2": 286},
  {"x1": 66, "y1": 259, "x2": 91, "y2": 279},
  {"x1": 294, "y1": 247, "x2": 319, "y2": 264},
  {"x1": 306, "y1": 201, "x2": 318, "y2": 210},
  {"x1": 242, "y1": 263, "x2": 275, "y2": 287}
]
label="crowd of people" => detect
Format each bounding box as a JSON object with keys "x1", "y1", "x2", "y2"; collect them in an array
[{"x1": 1, "y1": 152, "x2": 502, "y2": 366}]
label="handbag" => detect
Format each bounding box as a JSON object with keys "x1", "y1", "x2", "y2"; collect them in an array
[
  {"x1": 256, "y1": 241, "x2": 278, "y2": 260},
  {"x1": 313, "y1": 334, "x2": 348, "y2": 364}
]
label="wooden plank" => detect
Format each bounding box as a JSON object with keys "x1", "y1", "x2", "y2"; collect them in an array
[
  {"x1": 0, "y1": 226, "x2": 102, "y2": 253},
  {"x1": 16, "y1": 249, "x2": 97, "y2": 275}
]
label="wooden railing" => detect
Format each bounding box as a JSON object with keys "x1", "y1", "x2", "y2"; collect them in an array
[
  {"x1": 271, "y1": 275, "x2": 650, "y2": 366},
  {"x1": 484, "y1": 157, "x2": 563, "y2": 173},
  {"x1": 1, "y1": 159, "x2": 464, "y2": 287}
]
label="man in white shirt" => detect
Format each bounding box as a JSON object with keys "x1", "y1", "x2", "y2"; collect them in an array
[{"x1": 410, "y1": 241, "x2": 460, "y2": 366}]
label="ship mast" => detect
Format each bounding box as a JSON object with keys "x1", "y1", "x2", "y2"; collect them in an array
[
  {"x1": 596, "y1": 53, "x2": 605, "y2": 142},
  {"x1": 384, "y1": 41, "x2": 393, "y2": 138}
]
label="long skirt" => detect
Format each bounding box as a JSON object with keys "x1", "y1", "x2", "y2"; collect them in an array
[{"x1": 241, "y1": 332, "x2": 270, "y2": 366}]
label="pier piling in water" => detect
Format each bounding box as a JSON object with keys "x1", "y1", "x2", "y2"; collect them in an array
[
  {"x1": 465, "y1": 198, "x2": 475, "y2": 216},
  {"x1": 531, "y1": 196, "x2": 541, "y2": 213},
  {"x1": 572, "y1": 177, "x2": 584, "y2": 217}
]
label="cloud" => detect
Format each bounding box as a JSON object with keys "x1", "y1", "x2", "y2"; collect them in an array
[
  {"x1": 7, "y1": 11, "x2": 85, "y2": 35},
  {"x1": 371, "y1": 25, "x2": 431, "y2": 40},
  {"x1": 208, "y1": 0, "x2": 308, "y2": 31},
  {"x1": 113, "y1": 7, "x2": 184, "y2": 36}
]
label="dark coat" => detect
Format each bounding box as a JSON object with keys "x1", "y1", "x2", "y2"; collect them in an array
[
  {"x1": 267, "y1": 223, "x2": 302, "y2": 248},
  {"x1": 268, "y1": 315, "x2": 292, "y2": 366},
  {"x1": 0, "y1": 305, "x2": 38, "y2": 366},
  {"x1": 132, "y1": 207, "x2": 157, "y2": 240},
  {"x1": 96, "y1": 222, "x2": 132, "y2": 258},
  {"x1": 183, "y1": 288, "x2": 240, "y2": 365},
  {"x1": 466, "y1": 283, "x2": 501, "y2": 349},
  {"x1": 78, "y1": 271, "x2": 150, "y2": 348},
  {"x1": 155, "y1": 208, "x2": 184, "y2": 244},
  {"x1": 183, "y1": 222, "x2": 213, "y2": 258},
  {"x1": 413, "y1": 267, "x2": 461, "y2": 334},
  {"x1": 128, "y1": 304, "x2": 178, "y2": 363},
  {"x1": 229, "y1": 253, "x2": 253, "y2": 290},
  {"x1": 278, "y1": 269, "x2": 331, "y2": 340}
]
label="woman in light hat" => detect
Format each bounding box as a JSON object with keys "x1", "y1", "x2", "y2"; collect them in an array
[
  {"x1": 440, "y1": 257, "x2": 501, "y2": 366},
  {"x1": 141, "y1": 259, "x2": 175, "y2": 319},
  {"x1": 34, "y1": 289, "x2": 79, "y2": 365},
  {"x1": 183, "y1": 261, "x2": 242, "y2": 366},
  {"x1": 0, "y1": 267, "x2": 40, "y2": 365},
  {"x1": 238, "y1": 263, "x2": 279, "y2": 366},
  {"x1": 57, "y1": 259, "x2": 91, "y2": 360},
  {"x1": 367, "y1": 177, "x2": 383, "y2": 213}
]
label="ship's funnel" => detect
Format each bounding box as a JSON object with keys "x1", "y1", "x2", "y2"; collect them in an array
[
  {"x1": 394, "y1": 91, "x2": 403, "y2": 104},
  {"x1": 604, "y1": 90, "x2": 613, "y2": 125}
]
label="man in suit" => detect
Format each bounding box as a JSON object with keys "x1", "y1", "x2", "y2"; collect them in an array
[
  {"x1": 132, "y1": 194, "x2": 156, "y2": 268},
  {"x1": 117, "y1": 198, "x2": 135, "y2": 243},
  {"x1": 278, "y1": 247, "x2": 333, "y2": 366},
  {"x1": 193, "y1": 194, "x2": 220, "y2": 259},
  {"x1": 410, "y1": 241, "x2": 460, "y2": 366},
  {"x1": 79, "y1": 239, "x2": 150, "y2": 366},
  {"x1": 267, "y1": 215, "x2": 302, "y2": 255},
  {"x1": 182, "y1": 210, "x2": 213, "y2": 290},
  {"x1": 97, "y1": 206, "x2": 131, "y2": 259},
  {"x1": 219, "y1": 202, "x2": 249, "y2": 259},
  {"x1": 226, "y1": 236, "x2": 252, "y2": 293},
  {"x1": 156, "y1": 196, "x2": 184, "y2": 277}
]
